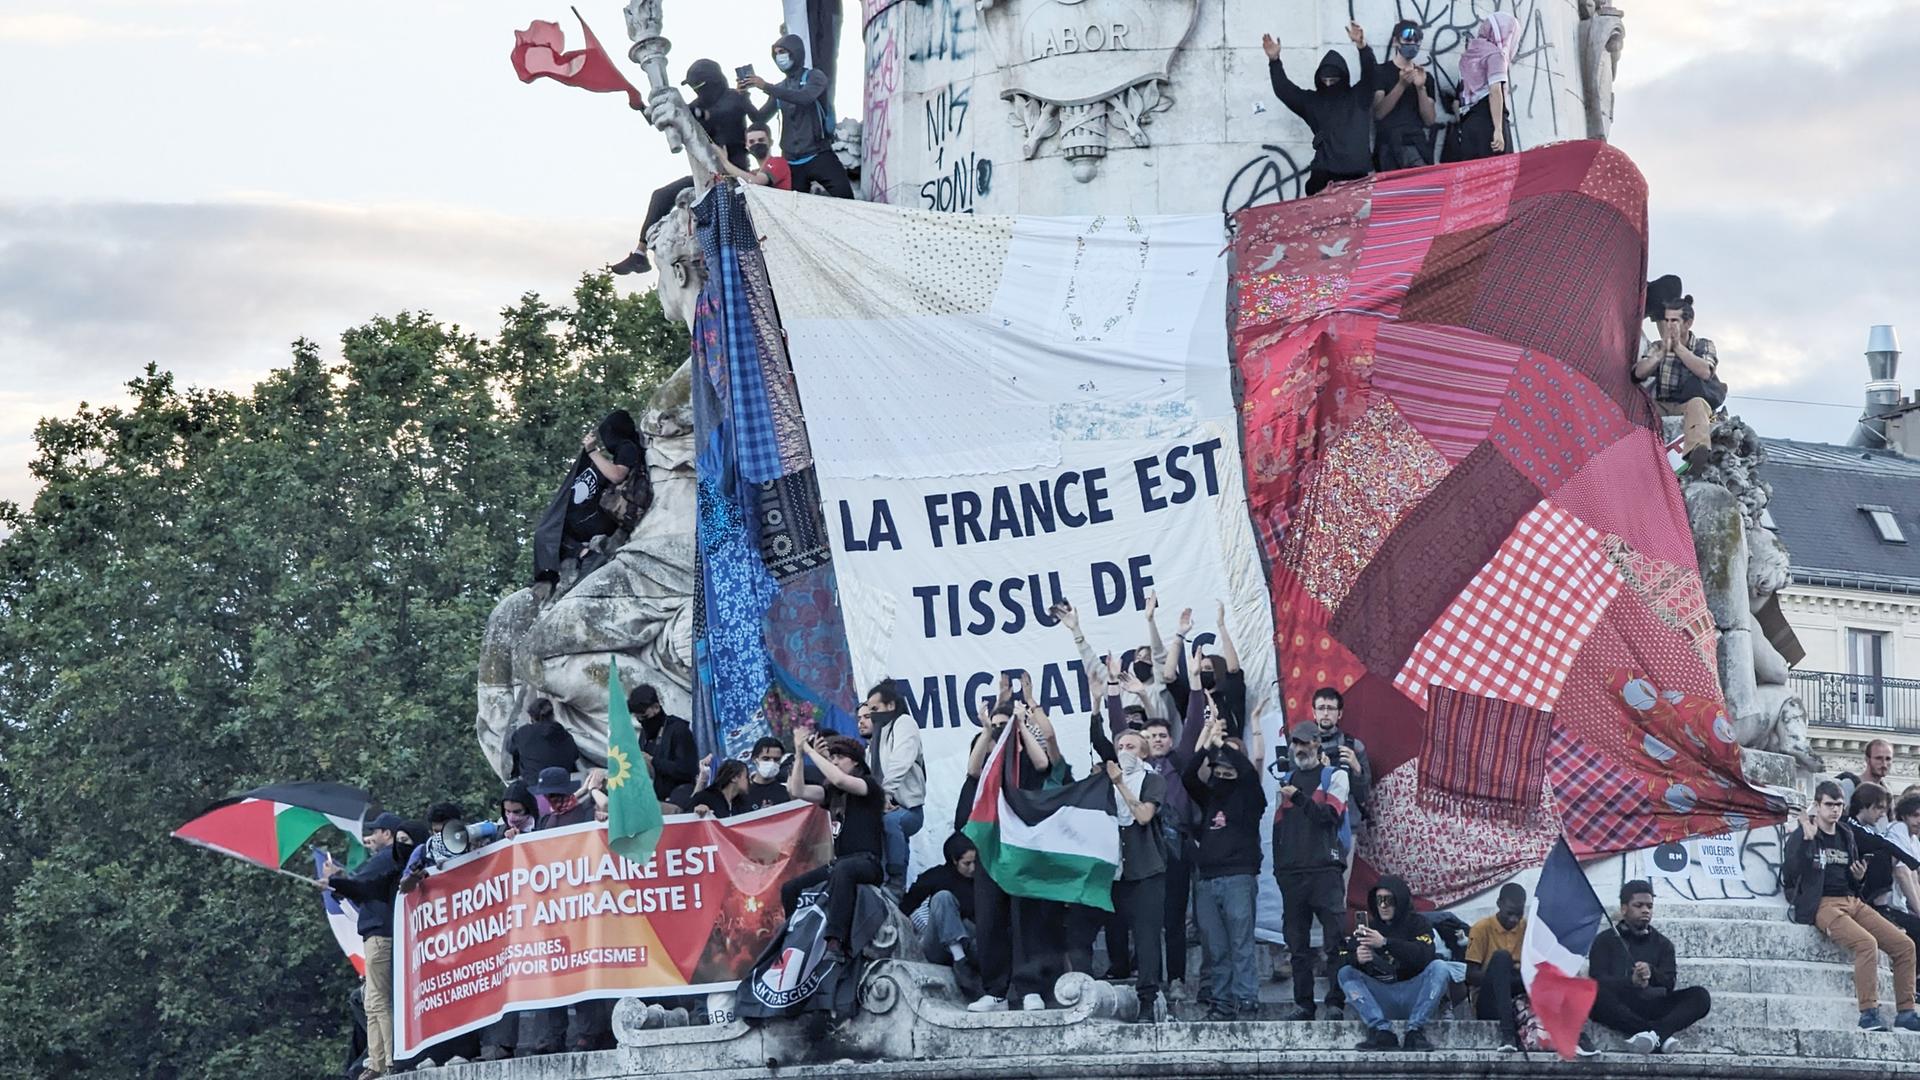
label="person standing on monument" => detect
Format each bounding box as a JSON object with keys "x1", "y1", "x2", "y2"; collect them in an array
[
  {"x1": 1586, "y1": 881, "x2": 1715, "y2": 1052},
  {"x1": 1838, "y1": 739, "x2": 1897, "y2": 805},
  {"x1": 862, "y1": 680, "x2": 927, "y2": 894},
  {"x1": 1372, "y1": 20, "x2": 1438, "y2": 171},
  {"x1": 1183, "y1": 711, "x2": 1265, "y2": 1020},
  {"x1": 1632, "y1": 294, "x2": 1723, "y2": 473},
  {"x1": 1449, "y1": 13, "x2": 1520, "y2": 161},
  {"x1": 1310, "y1": 688, "x2": 1374, "y2": 826},
  {"x1": 614, "y1": 58, "x2": 754, "y2": 275},
  {"x1": 1262, "y1": 23, "x2": 1378, "y2": 196},
  {"x1": 1784, "y1": 781, "x2": 1920, "y2": 1032},
  {"x1": 1271, "y1": 721, "x2": 1353, "y2": 1020},
  {"x1": 741, "y1": 34, "x2": 855, "y2": 199}
]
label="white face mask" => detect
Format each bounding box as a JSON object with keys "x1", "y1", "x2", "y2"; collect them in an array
[
  {"x1": 753, "y1": 759, "x2": 780, "y2": 782},
  {"x1": 1117, "y1": 750, "x2": 1144, "y2": 773},
  {"x1": 773, "y1": 51, "x2": 794, "y2": 73}
]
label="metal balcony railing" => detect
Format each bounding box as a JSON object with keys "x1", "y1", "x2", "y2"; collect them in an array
[{"x1": 1789, "y1": 670, "x2": 1920, "y2": 734}]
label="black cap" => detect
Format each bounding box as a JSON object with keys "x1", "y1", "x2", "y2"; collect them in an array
[
  {"x1": 531, "y1": 766, "x2": 576, "y2": 796},
  {"x1": 367, "y1": 811, "x2": 407, "y2": 832}
]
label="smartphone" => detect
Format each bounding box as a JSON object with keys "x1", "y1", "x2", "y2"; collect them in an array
[
  {"x1": 1354, "y1": 911, "x2": 1370, "y2": 932},
  {"x1": 735, "y1": 64, "x2": 756, "y2": 80}
]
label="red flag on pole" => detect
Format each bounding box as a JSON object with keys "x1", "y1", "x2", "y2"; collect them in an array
[{"x1": 510, "y1": 9, "x2": 643, "y2": 109}]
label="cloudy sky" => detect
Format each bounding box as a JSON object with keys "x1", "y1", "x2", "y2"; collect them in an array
[{"x1": 1, "y1": 0, "x2": 1913, "y2": 508}]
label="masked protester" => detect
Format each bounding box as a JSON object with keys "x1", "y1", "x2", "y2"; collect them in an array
[
  {"x1": 743, "y1": 122, "x2": 792, "y2": 190},
  {"x1": 1182, "y1": 714, "x2": 1265, "y2": 1021},
  {"x1": 743, "y1": 736, "x2": 794, "y2": 811},
  {"x1": 630, "y1": 684, "x2": 698, "y2": 802},
  {"x1": 1372, "y1": 20, "x2": 1437, "y2": 170},
  {"x1": 615, "y1": 58, "x2": 755, "y2": 274},
  {"x1": 1262, "y1": 23, "x2": 1378, "y2": 194},
  {"x1": 1449, "y1": 13, "x2": 1520, "y2": 161},
  {"x1": 863, "y1": 681, "x2": 927, "y2": 892},
  {"x1": 741, "y1": 34, "x2": 855, "y2": 198}
]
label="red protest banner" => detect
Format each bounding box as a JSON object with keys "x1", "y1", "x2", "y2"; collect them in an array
[{"x1": 392, "y1": 802, "x2": 831, "y2": 1057}]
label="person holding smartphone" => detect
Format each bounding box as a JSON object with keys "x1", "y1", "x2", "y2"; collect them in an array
[
  {"x1": 1271, "y1": 721, "x2": 1353, "y2": 1021},
  {"x1": 1336, "y1": 876, "x2": 1450, "y2": 1051}
]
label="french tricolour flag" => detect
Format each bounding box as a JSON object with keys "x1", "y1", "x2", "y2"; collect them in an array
[{"x1": 1519, "y1": 837, "x2": 1607, "y2": 1059}]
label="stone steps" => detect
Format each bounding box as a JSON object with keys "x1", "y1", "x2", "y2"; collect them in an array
[
  {"x1": 1656, "y1": 916, "x2": 1901, "y2": 965},
  {"x1": 1679, "y1": 956, "x2": 1895, "y2": 999}
]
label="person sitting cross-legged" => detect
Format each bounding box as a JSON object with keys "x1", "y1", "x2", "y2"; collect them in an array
[
  {"x1": 1337, "y1": 876, "x2": 1452, "y2": 1052},
  {"x1": 1586, "y1": 880, "x2": 1713, "y2": 1052}
]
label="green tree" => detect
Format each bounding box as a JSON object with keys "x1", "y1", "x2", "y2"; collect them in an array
[{"x1": 0, "y1": 275, "x2": 686, "y2": 1079}]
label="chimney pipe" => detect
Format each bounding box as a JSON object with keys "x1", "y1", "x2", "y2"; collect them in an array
[{"x1": 1851, "y1": 324, "x2": 1903, "y2": 449}]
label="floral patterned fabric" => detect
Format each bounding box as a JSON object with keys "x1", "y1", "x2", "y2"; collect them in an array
[{"x1": 1233, "y1": 143, "x2": 1781, "y2": 904}]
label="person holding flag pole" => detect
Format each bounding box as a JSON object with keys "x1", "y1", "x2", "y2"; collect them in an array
[{"x1": 1517, "y1": 837, "x2": 1606, "y2": 1059}]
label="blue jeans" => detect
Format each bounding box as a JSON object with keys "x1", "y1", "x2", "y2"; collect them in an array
[
  {"x1": 1338, "y1": 959, "x2": 1453, "y2": 1032},
  {"x1": 1194, "y1": 874, "x2": 1259, "y2": 1009},
  {"x1": 884, "y1": 804, "x2": 924, "y2": 882},
  {"x1": 917, "y1": 889, "x2": 972, "y2": 961}
]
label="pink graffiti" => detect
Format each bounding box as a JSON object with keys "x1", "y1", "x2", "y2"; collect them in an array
[{"x1": 863, "y1": 30, "x2": 898, "y2": 203}]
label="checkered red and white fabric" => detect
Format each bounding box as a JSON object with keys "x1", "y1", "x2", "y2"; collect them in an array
[{"x1": 1395, "y1": 501, "x2": 1623, "y2": 712}]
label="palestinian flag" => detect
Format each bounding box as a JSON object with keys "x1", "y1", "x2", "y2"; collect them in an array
[
  {"x1": 961, "y1": 723, "x2": 1121, "y2": 911},
  {"x1": 173, "y1": 781, "x2": 372, "y2": 870}
]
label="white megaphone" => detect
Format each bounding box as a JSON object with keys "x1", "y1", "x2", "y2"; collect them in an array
[{"x1": 440, "y1": 818, "x2": 502, "y2": 857}]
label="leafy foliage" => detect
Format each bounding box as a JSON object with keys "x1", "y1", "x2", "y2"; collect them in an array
[{"x1": 0, "y1": 276, "x2": 686, "y2": 1080}]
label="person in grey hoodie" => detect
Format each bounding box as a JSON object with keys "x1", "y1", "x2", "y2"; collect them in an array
[{"x1": 741, "y1": 33, "x2": 854, "y2": 198}]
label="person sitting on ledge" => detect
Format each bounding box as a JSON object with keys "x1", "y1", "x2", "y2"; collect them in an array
[
  {"x1": 1786, "y1": 780, "x2": 1920, "y2": 1033},
  {"x1": 1465, "y1": 883, "x2": 1528, "y2": 1051},
  {"x1": 781, "y1": 732, "x2": 885, "y2": 968},
  {"x1": 1586, "y1": 880, "x2": 1712, "y2": 1053},
  {"x1": 1844, "y1": 783, "x2": 1920, "y2": 1001},
  {"x1": 1337, "y1": 875, "x2": 1451, "y2": 1052},
  {"x1": 1632, "y1": 294, "x2": 1724, "y2": 473}
]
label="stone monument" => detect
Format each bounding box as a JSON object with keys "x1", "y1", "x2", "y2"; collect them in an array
[{"x1": 858, "y1": 0, "x2": 1613, "y2": 215}]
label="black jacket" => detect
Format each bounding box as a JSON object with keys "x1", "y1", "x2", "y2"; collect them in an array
[
  {"x1": 642, "y1": 713, "x2": 699, "y2": 802},
  {"x1": 328, "y1": 846, "x2": 404, "y2": 938},
  {"x1": 1183, "y1": 744, "x2": 1265, "y2": 879},
  {"x1": 1588, "y1": 921, "x2": 1679, "y2": 1000},
  {"x1": 747, "y1": 34, "x2": 836, "y2": 160},
  {"x1": 1344, "y1": 875, "x2": 1436, "y2": 982},
  {"x1": 1783, "y1": 825, "x2": 1858, "y2": 925},
  {"x1": 1271, "y1": 761, "x2": 1350, "y2": 876},
  {"x1": 682, "y1": 58, "x2": 752, "y2": 170},
  {"x1": 1269, "y1": 49, "x2": 1378, "y2": 179},
  {"x1": 508, "y1": 719, "x2": 581, "y2": 787},
  {"x1": 900, "y1": 864, "x2": 976, "y2": 922}
]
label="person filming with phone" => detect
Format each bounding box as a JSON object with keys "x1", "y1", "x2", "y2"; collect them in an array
[
  {"x1": 1271, "y1": 721, "x2": 1353, "y2": 1021},
  {"x1": 1337, "y1": 876, "x2": 1451, "y2": 1052}
]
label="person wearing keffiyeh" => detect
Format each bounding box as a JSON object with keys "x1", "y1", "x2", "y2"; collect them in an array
[{"x1": 1451, "y1": 13, "x2": 1520, "y2": 161}]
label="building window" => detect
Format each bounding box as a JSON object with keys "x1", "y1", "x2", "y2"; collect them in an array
[
  {"x1": 1848, "y1": 628, "x2": 1890, "y2": 722},
  {"x1": 1861, "y1": 504, "x2": 1908, "y2": 543}
]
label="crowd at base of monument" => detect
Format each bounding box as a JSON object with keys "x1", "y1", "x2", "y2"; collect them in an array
[{"x1": 328, "y1": 627, "x2": 1920, "y2": 1080}]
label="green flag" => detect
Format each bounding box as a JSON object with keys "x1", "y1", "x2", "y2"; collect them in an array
[{"x1": 604, "y1": 658, "x2": 664, "y2": 864}]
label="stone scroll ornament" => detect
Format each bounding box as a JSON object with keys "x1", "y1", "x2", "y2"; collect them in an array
[
  {"x1": 981, "y1": 0, "x2": 1199, "y2": 181},
  {"x1": 1231, "y1": 143, "x2": 1784, "y2": 906}
]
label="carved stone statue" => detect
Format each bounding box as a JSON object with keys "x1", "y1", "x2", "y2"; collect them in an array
[
  {"x1": 478, "y1": 0, "x2": 717, "y2": 778},
  {"x1": 1681, "y1": 414, "x2": 1823, "y2": 773},
  {"x1": 477, "y1": 364, "x2": 697, "y2": 777},
  {"x1": 832, "y1": 119, "x2": 864, "y2": 181},
  {"x1": 1579, "y1": 1, "x2": 1626, "y2": 141}
]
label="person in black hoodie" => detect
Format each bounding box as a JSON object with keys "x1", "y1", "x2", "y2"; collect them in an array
[
  {"x1": 1262, "y1": 23, "x2": 1377, "y2": 195},
  {"x1": 630, "y1": 683, "x2": 698, "y2": 802},
  {"x1": 1335, "y1": 875, "x2": 1449, "y2": 1052},
  {"x1": 506, "y1": 698, "x2": 581, "y2": 788},
  {"x1": 615, "y1": 58, "x2": 755, "y2": 275},
  {"x1": 1586, "y1": 881, "x2": 1713, "y2": 1052},
  {"x1": 1271, "y1": 721, "x2": 1352, "y2": 1020},
  {"x1": 741, "y1": 34, "x2": 854, "y2": 198},
  {"x1": 1183, "y1": 713, "x2": 1265, "y2": 1021},
  {"x1": 323, "y1": 812, "x2": 410, "y2": 1079},
  {"x1": 530, "y1": 410, "x2": 644, "y2": 591},
  {"x1": 901, "y1": 833, "x2": 979, "y2": 975}
]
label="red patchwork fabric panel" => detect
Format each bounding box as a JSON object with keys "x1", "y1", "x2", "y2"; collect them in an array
[
  {"x1": 1394, "y1": 502, "x2": 1622, "y2": 713},
  {"x1": 1372, "y1": 323, "x2": 1522, "y2": 464}
]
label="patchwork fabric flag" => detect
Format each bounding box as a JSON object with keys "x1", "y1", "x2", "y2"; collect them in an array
[
  {"x1": 173, "y1": 781, "x2": 371, "y2": 871},
  {"x1": 689, "y1": 185, "x2": 860, "y2": 758},
  {"x1": 1231, "y1": 142, "x2": 1781, "y2": 904}
]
